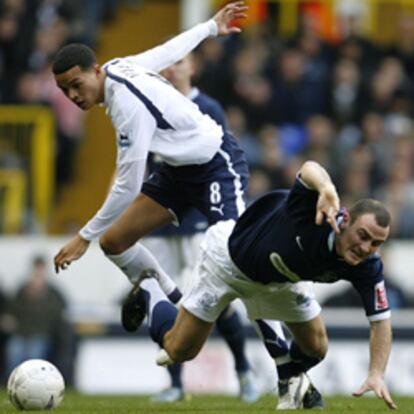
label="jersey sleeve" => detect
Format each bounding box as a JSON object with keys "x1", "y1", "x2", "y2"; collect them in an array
[
  {"x1": 196, "y1": 95, "x2": 227, "y2": 130},
  {"x1": 285, "y1": 174, "x2": 319, "y2": 226},
  {"x1": 112, "y1": 86, "x2": 157, "y2": 165},
  {"x1": 125, "y1": 20, "x2": 218, "y2": 73},
  {"x1": 79, "y1": 159, "x2": 146, "y2": 240},
  {"x1": 79, "y1": 88, "x2": 156, "y2": 241},
  {"x1": 351, "y1": 258, "x2": 391, "y2": 321}
]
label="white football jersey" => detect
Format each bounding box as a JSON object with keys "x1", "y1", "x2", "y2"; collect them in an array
[
  {"x1": 103, "y1": 59, "x2": 223, "y2": 167},
  {"x1": 80, "y1": 20, "x2": 222, "y2": 240}
]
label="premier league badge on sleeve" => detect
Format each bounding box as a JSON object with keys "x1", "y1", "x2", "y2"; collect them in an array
[
  {"x1": 118, "y1": 134, "x2": 131, "y2": 148},
  {"x1": 374, "y1": 281, "x2": 389, "y2": 311}
]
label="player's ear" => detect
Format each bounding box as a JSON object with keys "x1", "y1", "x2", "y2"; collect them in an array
[
  {"x1": 340, "y1": 208, "x2": 350, "y2": 229},
  {"x1": 93, "y1": 63, "x2": 102, "y2": 76}
]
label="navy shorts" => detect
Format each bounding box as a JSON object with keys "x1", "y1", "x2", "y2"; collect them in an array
[{"x1": 142, "y1": 133, "x2": 249, "y2": 225}]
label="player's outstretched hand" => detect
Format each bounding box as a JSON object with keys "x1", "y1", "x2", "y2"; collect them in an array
[
  {"x1": 54, "y1": 234, "x2": 90, "y2": 273},
  {"x1": 353, "y1": 376, "x2": 397, "y2": 410},
  {"x1": 315, "y1": 184, "x2": 340, "y2": 234},
  {"x1": 213, "y1": 1, "x2": 248, "y2": 36}
]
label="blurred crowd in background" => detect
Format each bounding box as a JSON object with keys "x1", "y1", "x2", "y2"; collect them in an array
[
  {"x1": 0, "y1": 0, "x2": 118, "y2": 184},
  {"x1": 1, "y1": 0, "x2": 414, "y2": 238},
  {"x1": 192, "y1": 7, "x2": 414, "y2": 240}
]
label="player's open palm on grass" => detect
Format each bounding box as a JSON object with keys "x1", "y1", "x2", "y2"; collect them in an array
[{"x1": 353, "y1": 375, "x2": 397, "y2": 409}]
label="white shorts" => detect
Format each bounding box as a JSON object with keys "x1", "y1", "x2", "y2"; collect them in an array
[{"x1": 182, "y1": 220, "x2": 321, "y2": 323}]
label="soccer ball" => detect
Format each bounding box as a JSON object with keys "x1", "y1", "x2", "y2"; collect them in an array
[{"x1": 7, "y1": 359, "x2": 65, "y2": 410}]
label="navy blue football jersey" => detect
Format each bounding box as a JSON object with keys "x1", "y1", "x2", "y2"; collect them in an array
[
  {"x1": 228, "y1": 177, "x2": 390, "y2": 318},
  {"x1": 150, "y1": 89, "x2": 226, "y2": 236}
]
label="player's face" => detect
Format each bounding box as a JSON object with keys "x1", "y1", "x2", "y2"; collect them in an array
[
  {"x1": 337, "y1": 213, "x2": 389, "y2": 265},
  {"x1": 55, "y1": 64, "x2": 104, "y2": 110},
  {"x1": 160, "y1": 56, "x2": 194, "y2": 89}
]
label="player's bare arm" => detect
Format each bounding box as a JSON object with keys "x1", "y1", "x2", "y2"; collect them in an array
[
  {"x1": 299, "y1": 161, "x2": 340, "y2": 233},
  {"x1": 54, "y1": 234, "x2": 90, "y2": 273},
  {"x1": 213, "y1": 1, "x2": 248, "y2": 35},
  {"x1": 352, "y1": 318, "x2": 397, "y2": 409}
]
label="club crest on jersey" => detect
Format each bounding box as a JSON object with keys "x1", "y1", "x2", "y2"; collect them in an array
[
  {"x1": 374, "y1": 281, "x2": 388, "y2": 310},
  {"x1": 197, "y1": 292, "x2": 218, "y2": 312},
  {"x1": 118, "y1": 134, "x2": 131, "y2": 148}
]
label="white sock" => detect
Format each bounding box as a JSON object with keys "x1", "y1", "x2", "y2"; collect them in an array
[
  {"x1": 106, "y1": 242, "x2": 177, "y2": 295},
  {"x1": 156, "y1": 349, "x2": 175, "y2": 366},
  {"x1": 140, "y1": 278, "x2": 168, "y2": 322}
]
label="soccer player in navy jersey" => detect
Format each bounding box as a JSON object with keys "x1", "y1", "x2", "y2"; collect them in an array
[
  {"x1": 128, "y1": 160, "x2": 397, "y2": 410},
  {"x1": 140, "y1": 54, "x2": 259, "y2": 403},
  {"x1": 51, "y1": 4, "x2": 249, "y2": 308}
]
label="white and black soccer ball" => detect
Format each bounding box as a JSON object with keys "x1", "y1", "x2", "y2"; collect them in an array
[{"x1": 7, "y1": 359, "x2": 65, "y2": 411}]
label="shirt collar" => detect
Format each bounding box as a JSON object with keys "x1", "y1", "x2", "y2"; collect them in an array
[
  {"x1": 187, "y1": 87, "x2": 199, "y2": 100},
  {"x1": 327, "y1": 210, "x2": 346, "y2": 252}
]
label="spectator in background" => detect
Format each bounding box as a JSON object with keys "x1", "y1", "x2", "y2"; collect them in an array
[
  {"x1": 226, "y1": 105, "x2": 262, "y2": 167},
  {"x1": 374, "y1": 137, "x2": 414, "y2": 239},
  {"x1": 336, "y1": 13, "x2": 381, "y2": 82},
  {"x1": 245, "y1": 166, "x2": 272, "y2": 203},
  {"x1": 15, "y1": 61, "x2": 85, "y2": 187},
  {"x1": 328, "y1": 58, "x2": 363, "y2": 125},
  {"x1": 256, "y1": 124, "x2": 286, "y2": 188},
  {"x1": 388, "y1": 13, "x2": 414, "y2": 83},
  {"x1": 4, "y1": 255, "x2": 72, "y2": 381},
  {"x1": 271, "y1": 48, "x2": 327, "y2": 124},
  {"x1": 302, "y1": 115, "x2": 336, "y2": 175},
  {"x1": 230, "y1": 46, "x2": 276, "y2": 130}
]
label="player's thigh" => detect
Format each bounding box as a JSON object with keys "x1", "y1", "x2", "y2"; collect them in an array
[
  {"x1": 163, "y1": 307, "x2": 214, "y2": 361},
  {"x1": 102, "y1": 194, "x2": 174, "y2": 251},
  {"x1": 286, "y1": 314, "x2": 328, "y2": 358}
]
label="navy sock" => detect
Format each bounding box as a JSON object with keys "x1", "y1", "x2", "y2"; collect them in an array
[
  {"x1": 168, "y1": 287, "x2": 182, "y2": 304},
  {"x1": 167, "y1": 363, "x2": 183, "y2": 389},
  {"x1": 277, "y1": 341, "x2": 323, "y2": 380},
  {"x1": 289, "y1": 341, "x2": 322, "y2": 372},
  {"x1": 216, "y1": 305, "x2": 249, "y2": 373},
  {"x1": 148, "y1": 301, "x2": 178, "y2": 347},
  {"x1": 255, "y1": 319, "x2": 289, "y2": 358}
]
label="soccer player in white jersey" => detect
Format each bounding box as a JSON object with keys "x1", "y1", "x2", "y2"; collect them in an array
[
  {"x1": 52, "y1": 4, "x2": 248, "y2": 296},
  {"x1": 125, "y1": 160, "x2": 397, "y2": 410}
]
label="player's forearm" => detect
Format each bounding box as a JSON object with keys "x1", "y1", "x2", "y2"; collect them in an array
[
  {"x1": 299, "y1": 161, "x2": 336, "y2": 194},
  {"x1": 79, "y1": 186, "x2": 136, "y2": 241},
  {"x1": 80, "y1": 161, "x2": 144, "y2": 241},
  {"x1": 131, "y1": 20, "x2": 217, "y2": 73},
  {"x1": 368, "y1": 318, "x2": 392, "y2": 377}
]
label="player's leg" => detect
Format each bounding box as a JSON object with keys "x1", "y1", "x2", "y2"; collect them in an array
[
  {"x1": 243, "y1": 282, "x2": 325, "y2": 409},
  {"x1": 142, "y1": 237, "x2": 185, "y2": 402},
  {"x1": 123, "y1": 277, "x2": 210, "y2": 368},
  {"x1": 189, "y1": 135, "x2": 259, "y2": 402},
  {"x1": 286, "y1": 315, "x2": 328, "y2": 372},
  {"x1": 283, "y1": 316, "x2": 327, "y2": 410},
  {"x1": 216, "y1": 304, "x2": 259, "y2": 403},
  {"x1": 160, "y1": 307, "x2": 214, "y2": 363},
  {"x1": 100, "y1": 194, "x2": 181, "y2": 301}
]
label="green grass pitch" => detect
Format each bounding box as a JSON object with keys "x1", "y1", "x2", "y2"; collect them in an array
[{"x1": 1, "y1": 390, "x2": 413, "y2": 413}]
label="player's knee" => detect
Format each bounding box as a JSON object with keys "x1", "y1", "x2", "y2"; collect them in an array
[
  {"x1": 167, "y1": 343, "x2": 200, "y2": 363},
  {"x1": 99, "y1": 233, "x2": 128, "y2": 255},
  {"x1": 307, "y1": 334, "x2": 328, "y2": 359}
]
